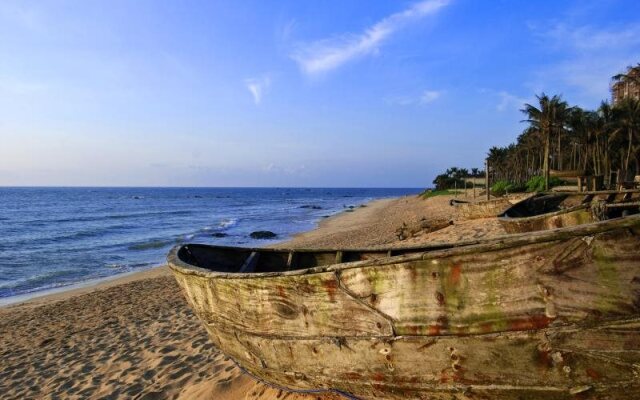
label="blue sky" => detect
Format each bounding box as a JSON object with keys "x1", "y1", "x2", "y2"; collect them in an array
[{"x1": 1, "y1": 0, "x2": 639, "y2": 187}]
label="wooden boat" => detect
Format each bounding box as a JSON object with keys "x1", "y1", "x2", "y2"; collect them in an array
[
  {"x1": 168, "y1": 215, "x2": 640, "y2": 399},
  {"x1": 499, "y1": 190, "x2": 640, "y2": 233},
  {"x1": 450, "y1": 193, "x2": 531, "y2": 220}
]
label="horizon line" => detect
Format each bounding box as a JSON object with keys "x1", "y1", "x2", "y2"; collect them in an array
[{"x1": 0, "y1": 185, "x2": 426, "y2": 189}]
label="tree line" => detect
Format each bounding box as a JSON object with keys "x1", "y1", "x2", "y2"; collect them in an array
[{"x1": 433, "y1": 64, "x2": 640, "y2": 192}]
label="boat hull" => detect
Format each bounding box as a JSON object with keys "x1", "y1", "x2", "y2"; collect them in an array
[
  {"x1": 168, "y1": 216, "x2": 640, "y2": 399},
  {"x1": 499, "y1": 204, "x2": 594, "y2": 234},
  {"x1": 499, "y1": 190, "x2": 640, "y2": 233},
  {"x1": 454, "y1": 194, "x2": 531, "y2": 220}
]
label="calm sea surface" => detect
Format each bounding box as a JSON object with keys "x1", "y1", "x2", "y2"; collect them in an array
[{"x1": 0, "y1": 187, "x2": 420, "y2": 299}]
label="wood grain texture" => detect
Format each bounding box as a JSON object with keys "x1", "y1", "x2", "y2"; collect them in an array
[
  {"x1": 340, "y1": 228, "x2": 640, "y2": 336},
  {"x1": 499, "y1": 190, "x2": 640, "y2": 234},
  {"x1": 173, "y1": 270, "x2": 393, "y2": 338},
  {"x1": 499, "y1": 205, "x2": 594, "y2": 234},
  {"x1": 457, "y1": 198, "x2": 512, "y2": 220},
  {"x1": 456, "y1": 194, "x2": 530, "y2": 220},
  {"x1": 208, "y1": 320, "x2": 640, "y2": 399}
]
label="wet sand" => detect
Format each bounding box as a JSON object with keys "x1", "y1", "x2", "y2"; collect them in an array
[{"x1": 0, "y1": 192, "x2": 505, "y2": 399}]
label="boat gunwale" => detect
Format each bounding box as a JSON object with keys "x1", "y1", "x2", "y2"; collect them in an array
[
  {"x1": 452, "y1": 193, "x2": 533, "y2": 208},
  {"x1": 498, "y1": 203, "x2": 590, "y2": 223},
  {"x1": 167, "y1": 214, "x2": 640, "y2": 280},
  {"x1": 551, "y1": 189, "x2": 640, "y2": 195},
  {"x1": 497, "y1": 189, "x2": 640, "y2": 224}
]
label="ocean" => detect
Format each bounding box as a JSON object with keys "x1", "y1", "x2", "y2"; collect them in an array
[{"x1": 0, "y1": 187, "x2": 420, "y2": 300}]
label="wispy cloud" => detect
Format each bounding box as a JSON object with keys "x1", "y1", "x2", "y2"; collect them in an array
[
  {"x1": 244, "y1": 76, "x2": 271, "y2": 105},
  {"x1": 262, "y1": 163, "x2": 307, "y2": 175},
  {"x1": 478, "y1": 88, "x2": 530, "y2": 112},
  {"x1": 278, "y1": 19, "x2": 297, "y2": 43},
  {"x1": 543, "y1": 23, "x2": 640, "y2": 51},
  {"x1": 387, "y1": 89, "x2": 443, "y2": 106},
  {"x1": 528, "y1": 21, "x2": 640, "y2": 102},
  {"x1": 0, "y1": 3, "x2": 44, "y2": 31},
  {"x1": 420, "y1": 90, "x2": 442, "y2": 104},
  {"x1": 496, "y1": 91, "x2": 530, "y2": 112},
  {"x1": 291, "y1": 0, "x2": 450, "y2": 76}
]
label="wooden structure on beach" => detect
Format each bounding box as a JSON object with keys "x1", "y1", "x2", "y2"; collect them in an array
[
  {"x1": 499, "y1": 190, "x2": 640, "y2": 233},
  {"x1": 168, "y1": 215, "x2": 640, "y2": 399},
  {"x1": 549, "y1": 169, "x2": 604, "y2": 192},
  {"x1": 451, "y1": 193, "x2": 531, "y2": 220}
]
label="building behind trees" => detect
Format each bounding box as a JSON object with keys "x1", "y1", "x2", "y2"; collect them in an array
[{"x1": 612, "y1": 64, "x2": 640, "y2": 104}]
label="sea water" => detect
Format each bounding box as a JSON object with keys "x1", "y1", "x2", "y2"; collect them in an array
[{"x1": 0, "y1": 187, "x2": 420, "y2": 299}]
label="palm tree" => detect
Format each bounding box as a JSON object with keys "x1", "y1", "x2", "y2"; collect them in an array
[
  {"x1": 487, "y1": 146, "x2": 508, "y2": 181},
  {"x1": 521, "y1": 94, "x2": 569, "y2": 190},
  {"x1": 611, "y1": 98, "x2": 640, "y2": 183},
  {"x1": 554, "y1": 102, "x2": 573, "y2": 170}
]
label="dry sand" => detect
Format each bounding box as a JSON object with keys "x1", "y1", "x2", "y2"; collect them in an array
[{"x1": 0, "y1": 192, "x2": 505, "y2": 399}]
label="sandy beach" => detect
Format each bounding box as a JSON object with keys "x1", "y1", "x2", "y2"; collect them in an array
[{"x1": 0, "y1": 192, "x2": 505, "y2": 400}]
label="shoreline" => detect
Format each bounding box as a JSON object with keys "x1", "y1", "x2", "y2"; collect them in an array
[
  {"x1": 0, "y1": 197, "x2": 396, "y2": 309},
  {"x1": 271, "y1": 197, "x2": 397, "y2": 248},
  {"x1": 0, "y1": 266, "x2": 169, "y2": 308}
]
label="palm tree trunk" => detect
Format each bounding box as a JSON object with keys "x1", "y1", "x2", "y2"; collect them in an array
[
  {"x1": 557, "y1": 130, "x2": 562, "y2": 170},
  {"x1": 543, "y1": 130, "x2": 550, "y2": 190},
  {"x1": 626, "y1": 127, "x2": 633, "y2": 177}
]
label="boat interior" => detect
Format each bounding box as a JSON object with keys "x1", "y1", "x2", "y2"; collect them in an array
[
  {"x1": 175, "y1": 243, "x2": 451, "y2": 274},
  {"x1": 501, "y1": 191, "x2": 640, "y2": 219},
  {"x1": 500, "y1": 193, "x2": 575, "y2": 218}
]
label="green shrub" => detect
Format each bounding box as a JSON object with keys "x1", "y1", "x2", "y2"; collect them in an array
[
  {"x1": 525, "y1": 176, "x2": 562, "y2": 192},
  {"x1": 418, "y1": 189, "x2": 460, "y2": 199},
  {"x1": 491, "y1": 180, "x2": 526, "y2": 197},
  {"x1": 491, "y1": 180, "x2": 510, "y2": 197}
]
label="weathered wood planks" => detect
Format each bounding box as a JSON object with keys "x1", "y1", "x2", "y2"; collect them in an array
[
  {"x1": 207, "y1": 320, "x2": 640, "y2": 399},
  {"x1": 168, "y1": 215, "x2": 640, "y2": 399},
  {"x1": 499, "y1": 190, "x2": 640, "y2": 234},
  {"x1": 454, "y1": 194, "x2": 531, "y2": 220},
  {"x1": 499, "y1": 205, "x2": 594, "y2": 234},
  {"x1": 173, "y1": 270, "x2": 393, "y2": 338}
]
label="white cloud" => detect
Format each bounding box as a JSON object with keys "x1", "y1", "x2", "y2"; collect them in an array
[
  {"x1": 0, "y1": 3, "x2": 44, "y2": 31},
  {"x1": 529, "y1": 22, "x2": 640, "y2": 102},
  {"x1": 279, "y1": 19, "x2": 297, "y2": 43},
  {"x1": 544, "y1": 23, "x2": 640, "y2": 52},
  {"x1": 496, "y1": 91, "x2": 529, "y2": 112},
  {"x1": 420, "y1": 90, "x2": 442, "y2": 104},
  {"x1": 261, "y1": 163, "x2": 307, "y2": 175},
  {"x1": 386, "y1": 89, "x2": 443, "y2": 106},
  {"x1": 244, "y1": 76, "x2": 271, "y2": 105},
  {"x1": 291, "y1": 0, "x2": 450, "y2": 76}
]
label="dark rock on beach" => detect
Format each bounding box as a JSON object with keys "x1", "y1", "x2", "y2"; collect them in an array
[{"x1": 249, "y1": 231, "x2": 277, "y2": 239}]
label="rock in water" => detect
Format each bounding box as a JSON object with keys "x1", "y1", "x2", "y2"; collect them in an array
[
  {"x1": 249, "y1": 231, "x2": 277, "y2": 239},
  {"x1": 211, "y1": 233, "x2": 228, "y2": 238}
]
